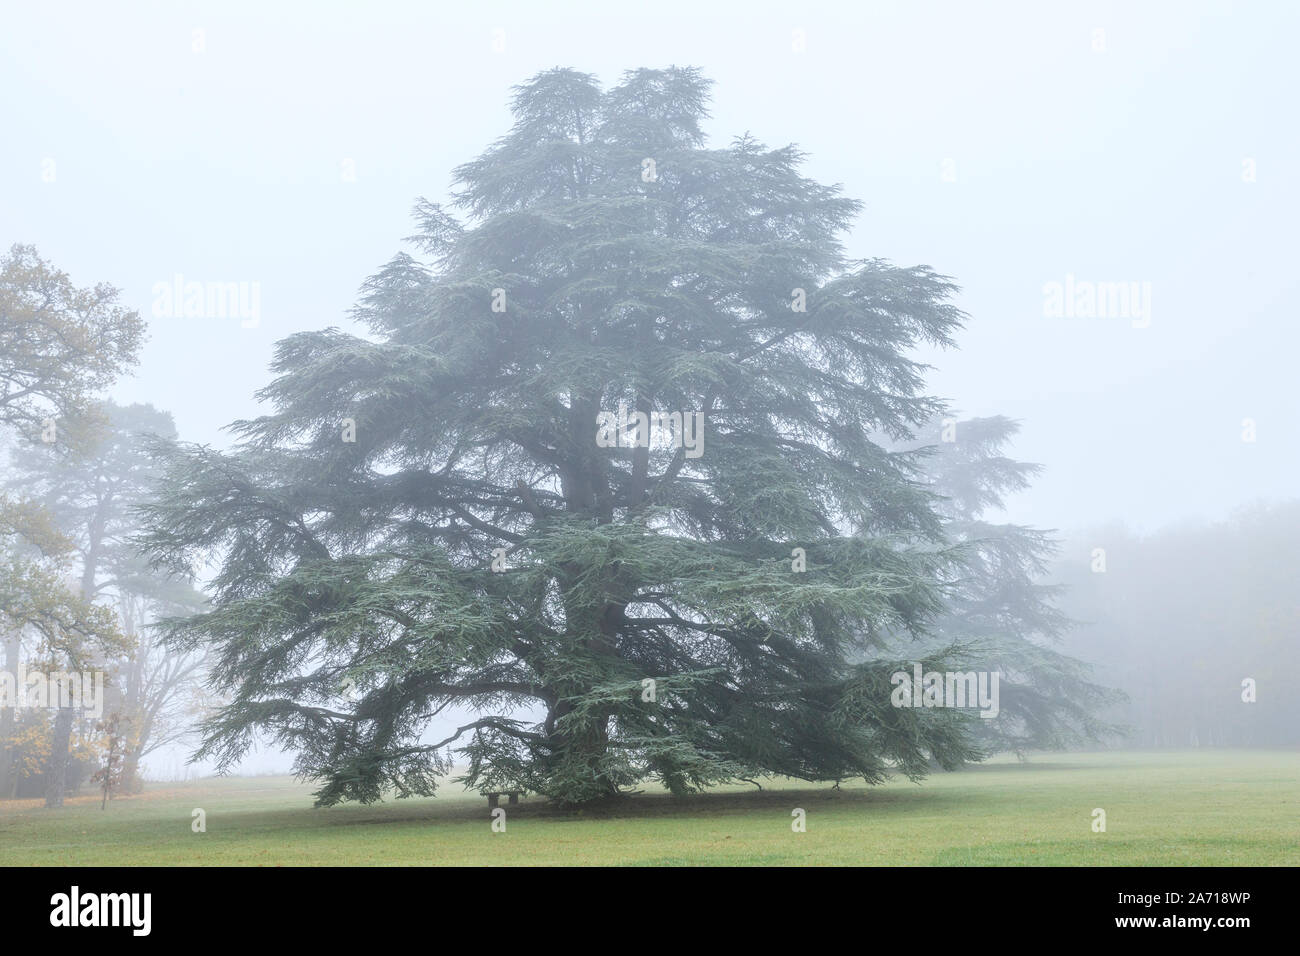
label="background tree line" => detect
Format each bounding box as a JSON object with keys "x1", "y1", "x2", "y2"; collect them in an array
[
  {"x1": 1054, "y1": 503, "x2": 1300, "y2": 749},
  {"x1": 0, "y1": 244, "x2": 207, "y2": 806}
]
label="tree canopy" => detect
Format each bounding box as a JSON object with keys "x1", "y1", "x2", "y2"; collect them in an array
[
  {"x1": 0, "y1": 246, "x2": 144, "y2": 805},
  {"x1": 141, "y1": 67, "x2": 1087, "y2": 806},
  {"x1": 886, "y1": 415, "x2": 1122, "y2": 753}
]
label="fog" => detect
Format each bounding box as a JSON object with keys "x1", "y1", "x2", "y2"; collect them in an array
[{"x1": 3, "y1": 0, "x2": 1296, "y2": 778}]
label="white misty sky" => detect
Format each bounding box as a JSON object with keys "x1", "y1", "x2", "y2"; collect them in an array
[{"x1": 3, "y1": 1, "x2": 1296, "y2": 773}]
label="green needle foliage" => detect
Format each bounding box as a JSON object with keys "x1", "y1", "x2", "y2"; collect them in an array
[
  {"x1": 888, "y1": 415, "x2": 1124, "y2": 754},
  {"x1": 140, "y1": 68, "x2": 1003, "y2": 806}
]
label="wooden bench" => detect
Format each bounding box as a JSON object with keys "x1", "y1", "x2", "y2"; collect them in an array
[{"x1": 486, "y1": 790, "x2": 525, "y2": 809}]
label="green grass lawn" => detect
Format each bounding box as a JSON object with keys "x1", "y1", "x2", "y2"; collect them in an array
[{"x1": 1, "y1": 750, "x2": 1296, "y2": 866}]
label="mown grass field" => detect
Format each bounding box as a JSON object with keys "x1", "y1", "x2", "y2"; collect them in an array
[{"x1": 0, "y1": 750, "x2": 1296, "y2": 866}]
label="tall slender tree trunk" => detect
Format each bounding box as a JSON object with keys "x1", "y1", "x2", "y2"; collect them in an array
[
  {"x1": 44, "y1": 700, "x2": 74, "y2": 808},
  {"x1": 0, "y1": 633, "x2": 19, "y2": 799},
  {"x1": 45, "y1": 522, "x2": 102, "y2": 808},
  {"x1": 122, "y1": 709, "x2": 147, "y2": 793}
]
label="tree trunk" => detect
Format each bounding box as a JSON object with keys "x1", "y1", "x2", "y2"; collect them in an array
[
  {"x1": 0, "y1": 633, "x2": 18, "y2": 799},
  {"x1": 540, "y1": 597, "x2": 623, "y2": 804},
  {"x1": 122, "y1": 749, "x2": 143, "y2": 794},
  {"x1": 545, "y1": 698, "x2": 615, "y2": 801},
  {"x1": 44, "y1": 702, "x2": 74, "y2": 808},
  {"x1": 44, "y1": 522, "x2": 102, "y2": 809}
]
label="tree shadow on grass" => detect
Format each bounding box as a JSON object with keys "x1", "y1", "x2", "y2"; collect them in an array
[{"x1": 495, "y1": 779, "x2": 975, "y2": 822}]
